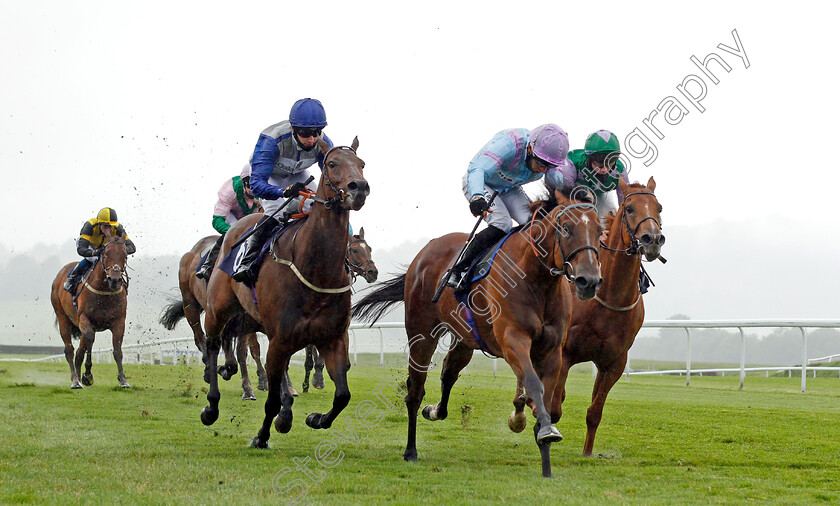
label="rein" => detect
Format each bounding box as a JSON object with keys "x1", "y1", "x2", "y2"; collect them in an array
[{"x1": 528, "y1": 202, "x2": 599, "y2": 281}]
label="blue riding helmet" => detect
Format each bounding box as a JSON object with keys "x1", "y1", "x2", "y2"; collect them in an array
[{"x1": 289, "y1": 98, "x2": 328, "y2": 128}]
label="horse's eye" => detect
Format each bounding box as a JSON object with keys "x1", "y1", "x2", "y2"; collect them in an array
[
  {"x1": 562, "y1": 224, "x2": 571, "y2": 235},
  {"x1": 657, "y1": 204, "x2": 663, "y2": 213},
  {"x1": 351, "y1": 248, "x2": 358, "y2": 254},
  {"x1": 626, "y1": 205, "x2": 635, "y2": 214},
  {"x1": 328, "y1": 161, "x2": 337, "y2": 169},
  {"x1": 360, "y1": 161, "x2": 366, "y2": 169}
]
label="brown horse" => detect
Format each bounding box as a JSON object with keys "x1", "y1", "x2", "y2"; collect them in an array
[
  {"x1": 50, "y1": 228, "x2": 130, "y2": 389},
  {"x1": 303, "y1": 227, "x2": 378, "y2": 393},
  {"x1": 551, "y1": 177, "x2": 665, "y2": 456},
  {"x1": 352, "y1": 188, "x2": 602, "y2": 478},
  {"x1": 160, "y1": 235, "x2": 269, "y2": 400},
  {"x1": 202, "y1": 137, "x2": 369, "y2": 449}
]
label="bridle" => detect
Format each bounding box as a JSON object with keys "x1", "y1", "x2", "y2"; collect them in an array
[
  {"x1": 600, "y1": 191, "x2": 663, "y2": 257},
  {"x1": 309, "y1": 145, "x2": 359, "y2": 211},
  {"x1": 345, "y1": 237, "x2": 374, "y2": 282},
  {"x1": 529, "y1": 202, "x2": 600, "y2": 281}
]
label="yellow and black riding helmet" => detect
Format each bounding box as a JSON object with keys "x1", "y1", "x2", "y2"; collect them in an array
[{"x1": 96, "y1": 207, "x2": 119, "y2": 226}]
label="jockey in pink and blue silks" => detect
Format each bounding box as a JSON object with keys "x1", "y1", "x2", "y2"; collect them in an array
[
  {"x1": 232, "y1": 98, "x2": 334, "y2": 284},
  {"x1": 195, "y1": 164, "x2": 260, "y2": 280},
  {"x1": 446, "y1": 123, "x2": 571, "y2": 289}
]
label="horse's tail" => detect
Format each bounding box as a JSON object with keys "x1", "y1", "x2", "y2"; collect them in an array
[
  {"x1": 159, "y1": 299, "x2": 193, "y2": 330},
  {"x1": 352, "y1": 272, "x2": 406, "y2": 324}
]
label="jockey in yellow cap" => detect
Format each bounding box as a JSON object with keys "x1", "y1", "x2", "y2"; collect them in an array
[{"x1": 63, "y1": 208, "x2": 137, "y2": 292}]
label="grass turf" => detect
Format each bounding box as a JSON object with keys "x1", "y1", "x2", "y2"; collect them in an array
[{"x1": 0, "y1": 358, "x2": 838, "y2": 504}]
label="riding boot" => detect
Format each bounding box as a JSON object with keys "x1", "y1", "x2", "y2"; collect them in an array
[
  {"x1": 446, "y1": 225, "x2": 507, "y2": 290},
  {"x1": 63, "y1": 262, "x2": 85, "y2": 293},
  {"x1": 231, "y1": 216, "x2": 280, "y2": 284},
  {"x1": 195, "y1": 235, "x2": 224, "y2": 280}
]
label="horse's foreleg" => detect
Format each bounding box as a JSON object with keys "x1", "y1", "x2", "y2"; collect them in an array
[
  {"x1": 111, "y1": 318, "x2": 129, "y2": 388},
  {"x1": 584, "y1": 354, "x2": 627, "y2": 457},
  {"x1": 249, "y1": 335, "x2": 267, "y2": 391},
  {"x1": 305, "y1": 334, "x2": 351, "y2": 430},
  {"x1": 422, "y1": 340, "x2": 472, "y2": 422},
  {"x1": 238, "y1": 332, "x2": 256, "y2": 400},
  {"x1": 550, "y1": 357, "x2": 573, "y2": 425},
  {"x1": 501, "y1": 333, "x2": 561, "y2": 478}
]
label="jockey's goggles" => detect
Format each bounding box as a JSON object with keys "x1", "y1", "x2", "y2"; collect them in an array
[
  {"x1": 295, "y1": 127, "x2": 322, "y2": 138},
  {"x1": 533, "y1": 155, "x2": 558, "y2": 170}
]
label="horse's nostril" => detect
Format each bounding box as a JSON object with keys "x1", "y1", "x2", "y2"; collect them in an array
[
  {"x1": 640, "y1": 234, "x2": 653, "y2": 245},
  {"x1": 348, "y1": 181, "x2": 358, "y2": 191},
  {"x1": 658, "y1": 235, "x2": 666, "y2": 245}
]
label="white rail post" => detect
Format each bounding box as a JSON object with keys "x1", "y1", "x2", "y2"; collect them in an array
[
  {"x1": 592, "y1": 362, "x2": 597, "y2": 380},
  {"x1": 493, "y1": 356, "x2": 497, "y2": 376},
  {"x1": 685, "y1": 327, "x2": 692, "y2": 387},
  {"x1": 379, "y1": 328, "x2": 384, "y2": 367},
  {"x1": 800, "y1": 327, "x2": 807, "y2": 393},
  {"x1": 739, "y1": 327, "x2": 746, "y2": 390}
]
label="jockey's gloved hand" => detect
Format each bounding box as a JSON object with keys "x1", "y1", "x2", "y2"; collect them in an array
[
  {"x1": 469, "y1": 196, "x2": 489, "y2": 217},
  {"x1": 282, "y1": 182, "x2": 308, "y2": 198},
  {"x1": 93, "y1": 247, "x2": 105, "y2": 256}
]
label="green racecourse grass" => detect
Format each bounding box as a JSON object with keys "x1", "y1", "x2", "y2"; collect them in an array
[{"x1": 0, "y1": 358, "x2": 839, "y2": 504}]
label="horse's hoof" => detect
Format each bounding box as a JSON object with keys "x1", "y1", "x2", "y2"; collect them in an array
[
  {"x1": 275, "y1": 412, "x2": 293, "y2": 434},
  {"x1": 119, "y1": 381, "x2": 131, "y2": 389},
  {"x1": 508, "y1": 410, "x2": 527, "y2": 433},
  {"x1": 258, "y1": 379, "x2": 268, "y2": 391},
  {"x1": 70, "y1": 380, "x2": 83, "y2": 389},
  {"x1": 313, "y1": 372, "x2": 325, "y2": 390},
  {"x1": 249, "y1": 437, "x2": 269, "y2": 449},
  {"x1": 305, "y1": 413, "x2": 321, "y2": 429},
  {"x1": 403, "y1": 450, "x2": 418, "y2": 462},
  {"x1": 536, "y1": 424, "x2": 563, "y2": 444},
  {"x1": 81, "y1": 374, "x2": 93, "y2": 386},
  {"x1": 200, "y1": 406, "x2": 219, "y2": 426},
  {"x1": 242, "y1": 390, "x2": 257, "y2": 401},
  {"x1": 421, "y1": 405, "x2": 439, "y2": 421},
  {"x1": 288, "y1": 386, "x2": 299, "y2": 397},
  {"x1": 218, "y1": 365, "x2": 234, "y2": 381},
  {"x1": 302, "y1": 383, "x2": 309, "y2": 393}
]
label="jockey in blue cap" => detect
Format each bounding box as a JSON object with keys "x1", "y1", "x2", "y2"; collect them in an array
[{"x1": 232, "y1": 98, "x2": 334, "y2": 284}]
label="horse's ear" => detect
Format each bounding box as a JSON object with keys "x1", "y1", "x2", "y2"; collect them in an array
[
  {"x1": 351, "y1": 136, "x2": 359, "y2": 152},
  {"x1": 647, "y1": 176, "x2": 656, "y2": 192},
  {"x1": 358, "y1": 227, "x2": 365, "y2": 239},
  {"x1": 553, "y1": 189, "x2": 570, "y2": 206},
  {"x1": 317, "y1": 138, "x2": 331, "y2": 155},
  {"x1": 618, "y1": 177, "x2": 629, "y2": 194}
]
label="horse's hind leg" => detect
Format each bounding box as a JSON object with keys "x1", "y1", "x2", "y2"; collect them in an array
[
  {"x1": 56, "y1": 312, "x2": 81, "y2": 389},
  {"x1": 302, "y1": 345, "x2": 314, "y2": 392},
  {"x1": 422, "y1": 340, "x2": 473, "y2": 422},
  {"x1": 238, "y1": 333, "x2": 256, "y2": 400},
  {"x1": 305, "y1": 333, "x2": 351, "y2": 430},
  {"x1": 217, "y1": 321, "x2": 239, "y2": 381},
  {"x1": 249, "y1": 335, "x2": 268, "y2": 391},
  {"x1": 181, "y1": 292, "x2": 206, "y2": 355},
  {"x1": 112, "y1": 318, "x2": 130, "y2": 388},
  {"x1": 583, "y1": 354, "x2": 627, "y2": 457},
  {"x1": 312, "y1": 347, "x2": 325, "y2": 390}
]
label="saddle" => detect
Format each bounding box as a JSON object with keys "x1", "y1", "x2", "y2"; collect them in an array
[{"x1": 217, "y1": 217, "x2": 306, "y2": 288}]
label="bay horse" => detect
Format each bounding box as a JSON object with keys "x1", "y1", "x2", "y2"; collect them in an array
[
  {"x1": 50, "y1": 227, "x2": 130, "y2": 389},
  {"x1": 159, "y1": 235, "x2": 268, "y2": 400},
  {"x1": 541, "y1": 177, "x2": 665, "y2": 456},
  {"x1": 352, "y1": 188, "x2": 602, "y2": 478},
  {"x1": 202, "y1": 137, "x2": 369, "y2": 449},
  {"x1": 303, "y1": 227, "x2": 378, "y2": 393}
]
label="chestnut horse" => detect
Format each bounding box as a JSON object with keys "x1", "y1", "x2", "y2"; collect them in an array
[
  {"x1": 202, "y1": 137, "x2": 369, "y2": 449},
  {"x1": 549, "y1": 177, "x2": 665, "y2": 456},
  {"x1": 50, "y1": 228, "x2": 130, "y2": 389},
  {"x1": 352, "y1": 189, "x2": 602, "y2": 478},
  {"x1": 303, "y1": 227, "x2": 378, "y2": 393}
]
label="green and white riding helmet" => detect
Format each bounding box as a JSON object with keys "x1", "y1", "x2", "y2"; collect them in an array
[{"x1": 584, "y1": 130, "x2": 621, "y2": 168}]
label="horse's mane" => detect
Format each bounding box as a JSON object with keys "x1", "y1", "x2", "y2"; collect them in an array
[{"x1": 530, "y1": 182, "x2": 596, "y2": 214}]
